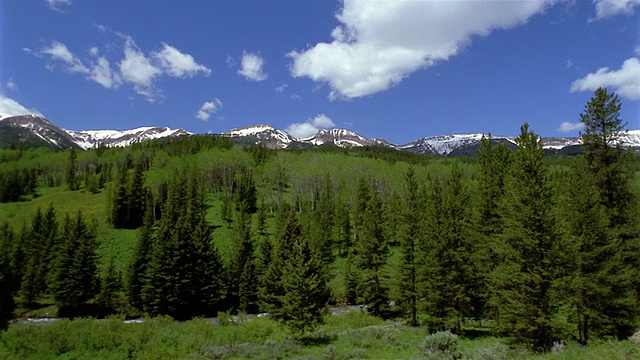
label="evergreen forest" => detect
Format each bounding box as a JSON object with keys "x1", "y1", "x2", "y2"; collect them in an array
[{"x1": 0, "y1": 88, "x2": 639, "y2": 359}]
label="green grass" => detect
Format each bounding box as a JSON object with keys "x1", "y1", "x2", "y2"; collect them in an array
[
  {"x1": 0, "y1": 186, "x2": 108, "y2": 226},
  {"x1": 2, "y1": 312, "x2": 637, "y2": 359}
]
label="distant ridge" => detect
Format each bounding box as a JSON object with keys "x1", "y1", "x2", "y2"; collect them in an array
[{"x1": 1, "y1": 114, "x2": 639, "y2": 156}]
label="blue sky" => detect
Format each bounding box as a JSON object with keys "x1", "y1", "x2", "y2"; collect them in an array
[{"x1": 1, "y1": 0, "x2": 639, "y2": 144}]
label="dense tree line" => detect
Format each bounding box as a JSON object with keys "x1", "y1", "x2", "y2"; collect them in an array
[{"x1": 0, "y1": 89, "x2": 638, "y2": 352}]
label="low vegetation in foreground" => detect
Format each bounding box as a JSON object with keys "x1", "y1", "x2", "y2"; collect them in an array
[{"x1": 1, "y1": 311, "x2": 639, "y2": 359}]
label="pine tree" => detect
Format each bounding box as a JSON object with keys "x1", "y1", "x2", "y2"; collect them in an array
[
  {"x1": 492, "y1": 124, "x2": 560, "y2": 351},
  {"x1": 191, "y1": 213, "x2": 226, "y2": 316},
  {"x1": 126, "y1": 162, "x2": 147, "y2": 229},
  {"x1": 353, "y1": 178, "x2": 389, "y2": 316},
  {"x1": 51, "y1": 212, "x2": 99, "y2": 311},
  {"x1": 127, "y1": 208, "x2": 155, "y2": 311},
  {"x1": 421, "y1": 166, "x2": 476, "y2": 331},
  {"x1": 66, "y1": 148, "x2": 78, "y2": 191},
  {"x1": 397, "y1": 166, "x2": 423, "y2": 326},
  {"x1": 99, "y1": 257, "x2": 122, "y2": 313},
  {"x1": 579, "y1": 88, "x2": 633, "y2": 227},
  {"x1": 228, "y1": 210, "x2": 259, "y2": 313},
  {"x1": 335, "y1": 200, "x2": 352, "y2": 257},
  {"x1": 143, "y1": 214, "x2": 197, "y2": 319},
  {"x1": 261, "y1": 211, "x2": 300, "y2": 314},
  {"x1": 21, "y1": 208, "x2": 45, "y2": 304},
  {"x1": 439, "y1": 164, "x2": 476, "y2": 331},
  {"x1": 20, "y1": 205, "x2": 58, "y2": 304},
  {"x1": 110, "y1": 170, "x2": 129, "y2": 229},
  {"x1": 269, "y1": 212, "x2": 329, "y2": 333},
  {"x1": 234, "y1": 171, "x2": 258, "y2": 215},
  {"x1": 565, "y1": 88, "x2": 640, "y2": 341},
  {"x1": 475, "y1": 137, "x2": 512, "y2": 323},
  {"x1": 309, "y1": 175, "x2": 335, "y2": 264}
]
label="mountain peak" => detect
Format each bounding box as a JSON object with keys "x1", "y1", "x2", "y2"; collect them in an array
[{"x1": 68, "y1": 126, "x2": 191, "y2": 149}]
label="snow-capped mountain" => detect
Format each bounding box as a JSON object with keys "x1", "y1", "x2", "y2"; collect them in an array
[
  {"x1": 0, "y1": 115, "x2": 191, "y2": 150},
  {"x1": 222, "y1": 126, "x2": 396, "y2": 149},
  {"x1": 222, "y1": 125, "x2": 295, "y2": 149},
  {"x1": 303, "y1": 129, "x2": 395, "y2": 148},
  {"x1": 0, "y1": 114, "x2": 82, "y2": 150},
  {"x1": 401, "y1": 133, "x2": 507, "y2": 156},
  {"x1": 68, "y1": 127, "x2": 191, "y2": 149},
  {"x1": 2, "y1": 114, "x2": 640, "y2": 156}
]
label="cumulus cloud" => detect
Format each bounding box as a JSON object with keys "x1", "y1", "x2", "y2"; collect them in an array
[
  {"x1": 0, "y1": 95, "x2": 43, "y2": 118},
  {"x1": 238, "y1": 52, "x2": 268, "y2": 81},
  {"x1": 41, "y1": 41, "x2": 89, "y2": 74},
  {"x1": 289, "y1": 0, "x2": 557, "y2": 100},
  {"x1": 45, "y1": 0, "x2": 71, "y2": 12},
  {"x1": 153, "y1": 43, "x2": 211, "y2": 78},
  {"x1": 570, "y1": 57, "x2": 640, "y2": 100},
  {"x1": 119, "y1": 39, "x2": 162, "y2": 99},
  {"x1": 29, "y1": 33, "x2": 210, "y2": 102},
  {"x1": 195, "y1": 98, "x2": 222, "y2": 121},
  {"x1": 276, "y1": 84, "x2": 288, "y2": 93},
  {"x1": 594, "y1": 0, "x2": 640, "y2": 19},
  {"x1": 286, "y1": 114, "x2": 335, "y2": 138},
  {"x1": 557, "y1": 121, "x2": 584, "y2": 133}
]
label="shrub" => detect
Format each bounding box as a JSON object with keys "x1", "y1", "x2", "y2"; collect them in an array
[{"x1": 419, "y1": 330, "x2": 461, "y2": 360}]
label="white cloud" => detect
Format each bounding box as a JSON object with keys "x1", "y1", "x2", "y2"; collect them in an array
[
  {"x1": 289, "y1": 0, "x2": 556, "y2": 100},
  {"x1": 557, "y1": 121, "x2": 584, "y2": 133},
  {"x1": 153, "y1": 43, "x2": 211, "y2": 78},
  {"x1": 196, "y1": 98, "x2": 222, "y2": 121},
  {"x1": 6, "y1": 79, "x2": 16, "y2": 91},
  {"x1": 45, "y1": 0, "x2": 71, "y2": 11},
  {"x1": 226, "y1": 54, "x2": 236, "y2": 68},
  {"x1": 41, "y1": 41, "x2": 89, "y2": 74},
  {"x1": 286, "y1": 114, "x2": 336, "y2": 138},
  {"x1": 0, "y1": 95, "x2": 43, "y2": 118},
  {"x1": 570, "y1": 57, "x2": 640, "y2": 100},
  {"x1": 31, "y1": 33, "x2": 209, "y2": 102},
  {"x1": 276, "y1": 84, "x2": 288, "y2": 93},
  {"x1": 90, "y1": 57, "x2": 122, "y2": 89},
  {"x1": 238, "y1": 51, "x2": 268, "y2": 81},
  {"x1": 594, "y1": 0, "x2": 640, "y2": 19},
  {"x1": 565, "y1": 59, "x2": 574, "y2": 69},
  {"x1": 119, "y1": 39, "x2": 163, "y2": 100}
]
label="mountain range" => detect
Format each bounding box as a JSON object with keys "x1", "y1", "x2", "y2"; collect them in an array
[{"x1": 1, "y1": 114, "x2": 639, "y2": 156}]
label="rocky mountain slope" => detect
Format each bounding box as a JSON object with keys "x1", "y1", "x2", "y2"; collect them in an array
[
  {"x1": 0, "y1": 114, "x2": 83, "y2": 150},
  {"x1": 0, "y1": 115, "x2": 191, "y2": 150}
]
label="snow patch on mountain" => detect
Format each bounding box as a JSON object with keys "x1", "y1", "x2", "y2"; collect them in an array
[
  {"x1": 222, "y1": 124, "x2": 295, "y2": 149},
  {"x1": 68, "y1": 127, "x2": 191, "y2": 149}
]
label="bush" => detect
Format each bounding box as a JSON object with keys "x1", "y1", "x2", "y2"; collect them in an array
[{"x1": 419, "y1": 330, "x2": 461, "y2": 360}]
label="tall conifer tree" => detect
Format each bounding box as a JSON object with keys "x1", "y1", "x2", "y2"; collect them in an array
[
  {"x1": 51, "y1": 211, "x2": 99, "y2": 311},
  {"x1": 397, "y1": 166, "x2": 423, "y2": 326},
  {"x1": 565, "y1": 88, "x2": 639, "y2": 341},
  {"x1": 353, "y1": 178, "x2": 388, "y2": 316},
  {"x1": 492, "y1": 124, "x2": 560, "y2": 351}
]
